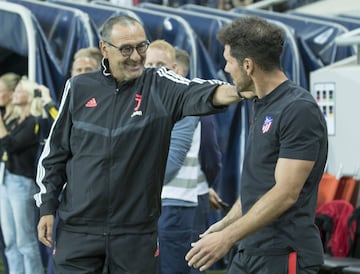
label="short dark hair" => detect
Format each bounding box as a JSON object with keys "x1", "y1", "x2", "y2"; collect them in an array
[
  {"x1": 217, "y1": 16, "x2": 284, "y2": 71},
  {"x1": 100, "y1": 15, "x2": 143, "y2": 42}
]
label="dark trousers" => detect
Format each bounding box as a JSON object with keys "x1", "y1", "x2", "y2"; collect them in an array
[
  {"x1": 228, "y1": 251, "x2": 320, "y2": 274},
  {"x1": 52, "y1": 228, "x2": 158, "y2": 274},
  {"x1": 190, "y1": 194, "x2": 209, "y2": 274},
  {"x1": 157, "y1": 206, "x2": 197, "y2": 274}
]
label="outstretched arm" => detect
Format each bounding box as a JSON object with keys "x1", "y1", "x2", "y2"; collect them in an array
[{"x1": 212, "y1": 85, "x2": 255, "y2": 106}]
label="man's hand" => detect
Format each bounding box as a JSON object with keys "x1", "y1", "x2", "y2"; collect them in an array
[
  {"x1": 238, "y1": 90, "x2": 256, "y2": 99},
  {"x1": 209, "y1": 188, "x2": 229, "y2": 210},
  {"x1": 37, "y1": 214, "x2": 54, "y2": 247},
  {"x1": 185, "y1": 230, "x2": 231, "y2": 271},
  {"x1": 209, "y1": 188, "x2": 222, "y2": 210}
]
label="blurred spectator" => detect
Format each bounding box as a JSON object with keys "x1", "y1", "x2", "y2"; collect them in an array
[
  {"x1": 0, "y1": 76, "x2": 44, "y2": 274},
  {"x1": 145, "y1": 40, "x2": 200, "y2": 274},
  {"x1": 71, "y1": 47, "x2": 103, "y2": 77},
  {"x1": 174, "y1": 50, "x2": 226, "y2": 273},
  {"x1": 0, "y1": 72, "x2": 21, "y2": 274},
  {"x1": 145, "y1": 40, "x2": 178, "y2": 70},
  {"x1": 175, "y1": 48, "x2": 225, "y2": 211},
  {"x1": 175, "y1": 48, "x2": 191, "y2": 78}
]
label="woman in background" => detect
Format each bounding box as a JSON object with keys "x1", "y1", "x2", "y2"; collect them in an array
[
  {"x1": 0, "y1": 72, "x2": 21, "y2": 274},
  {"x1": 0, "y1": 76, "x2": 44, "y2": 274}
]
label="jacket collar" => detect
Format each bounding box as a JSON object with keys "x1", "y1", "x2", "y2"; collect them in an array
[{"x1": 101, "y1": 58, "x2": 112, "y2": 78}]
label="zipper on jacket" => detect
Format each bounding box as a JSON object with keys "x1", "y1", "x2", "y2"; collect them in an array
[{"x1": 106, "y1": 81, "x2": 120, "y2": 233}]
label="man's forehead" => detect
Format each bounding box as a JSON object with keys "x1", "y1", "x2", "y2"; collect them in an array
[{"x1": 111, "y1": 23, "x2": 146, "y2": 42}]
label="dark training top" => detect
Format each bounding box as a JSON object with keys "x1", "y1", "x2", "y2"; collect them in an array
[
  {"x1": 0, "y1": 116, "x2": 39, "y2": 179},
  {"x1": 239, "y1": 80, "x2": 328, "y2": 267},
  {"x1": 35, "y1": 60, "x2": 226, "y2": 235}
]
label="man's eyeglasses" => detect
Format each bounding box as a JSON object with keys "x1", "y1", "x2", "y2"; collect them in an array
[{"x1": 104, "y1": 40, "x2": 150, "y2": 57}]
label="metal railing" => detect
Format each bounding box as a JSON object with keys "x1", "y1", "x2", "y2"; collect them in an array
[
  {"x1": 335, "y1": 28, "x2": 360, "y2": 64},
  {"x1": 245, "y1": 0, "x2": 287, "y2": 10}
]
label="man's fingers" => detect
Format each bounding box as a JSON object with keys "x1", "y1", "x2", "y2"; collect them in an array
[
  {"x1": 38, "y1": 226, "x2": 52, "y2": 247},
  {"x1": 198, "y1": 260, "x2": 213, "y2": 272},
  {"x1": 37, "y1": 217, "x2": 53, "y2": 248},
  {"x1": 186, "y1": 245, "x2": 213, "y2": 272},
  {"x1": 41, "y1": 238, "x2": 52, "y2": 248},
  {"x1": 200, "y1": 224, "x2": 217, "y2": 238},
  {"x1": 186, "y1": 241, "x2": 203, "y2": 266},
  {"x1": 185, "y1": 242, "x2": 197, "y2": 263},
  {"x1": 38, "y1": 227, "x2": 52, "y2": 247}
]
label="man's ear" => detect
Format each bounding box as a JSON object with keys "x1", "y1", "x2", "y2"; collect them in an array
[
  {"x1": 173, "y1": 63, "x2": 180, "y2": 74},
  {"x1": 243, "y1": 58, "x2": 254, "y2": 75},
  {"x1": 99, "y1": 40, "x2": 108, "y2": 59}
]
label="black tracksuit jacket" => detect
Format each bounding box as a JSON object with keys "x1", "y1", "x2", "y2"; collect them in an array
[{"x1": 35, "y1": 64, "x2": 225, "y2": 235}]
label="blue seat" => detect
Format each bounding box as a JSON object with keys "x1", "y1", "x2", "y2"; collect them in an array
[
  {"x1": 7, "y1": 0, "x2": 99, "y2": 82},
  {"x1": 50, "y1": 0, "x2": 143, "y2": 30},
  {"x1": 50, "y1": 0, "x2": 152, "y2": 50},
  {"x1": 0, "y1": 2, "x2": 63, "y2": 103},
  {"x1": 289, "y1": 11, "x2": 360, "y2": 31},
  {"x1": 139, "y1": 3, "x2": 231, "y2": 81}
]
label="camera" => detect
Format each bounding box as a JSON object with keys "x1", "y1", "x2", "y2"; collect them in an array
[{"x1": 34, "y1": 89, "x2": 42, "y2": 98}]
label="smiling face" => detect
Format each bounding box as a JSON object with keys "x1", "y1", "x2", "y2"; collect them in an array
[
  {"x1": 12, "y1": 82, "x2": 30, "y2": 106},
  {"x1": 223, "y1": 45, "x2": 253, "y2": 93},
  {"x1": 100, "y1": 22, "x2": 147, "y2": 82}
]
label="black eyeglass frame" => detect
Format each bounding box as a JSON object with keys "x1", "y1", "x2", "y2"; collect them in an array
[{"x1": 104, "y1": 40, "x2": 150, "y2": 57}]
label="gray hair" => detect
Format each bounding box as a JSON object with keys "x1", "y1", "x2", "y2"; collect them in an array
[{"x1": 100, "y1": 15, "x2": 143, "y2": 41}]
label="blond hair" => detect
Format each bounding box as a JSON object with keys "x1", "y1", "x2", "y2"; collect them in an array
[
  {"x1": 73, "y1": 47, "x2": 103, "y2": 68},
  {"x1": 15, "y1": 77, "x2": 46, "y2": 118},
  {"x1": 0, "y1": 72, "x2": 21, "y2": 92},
  {"x1": 148, "y1": 40, "x2": 176, "y2": 63},
  {"x1": 175, "y1": 49, "x2": 190, "y2": 77},
  {"x1": 0, "y1": 72, "x2": 21, "y2": 122}
]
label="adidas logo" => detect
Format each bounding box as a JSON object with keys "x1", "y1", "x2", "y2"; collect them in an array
[{"x1": 85, "y1": 98, "x2": 97, "y2": 107}]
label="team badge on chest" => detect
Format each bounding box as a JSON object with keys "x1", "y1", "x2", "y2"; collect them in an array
[{"x1": 262, "y1": 115, "x2": 273, "y2": 133}]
